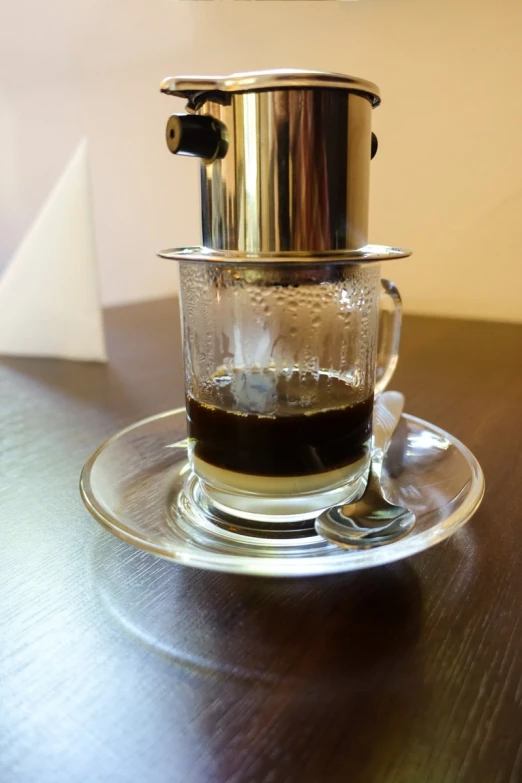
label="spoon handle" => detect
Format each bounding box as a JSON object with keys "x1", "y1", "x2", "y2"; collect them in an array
[{"x1": 373, "y1": 391, "x2": 405, "y2": 460}]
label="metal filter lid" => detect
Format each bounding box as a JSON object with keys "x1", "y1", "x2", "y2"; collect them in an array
[{"x1": 160, "y1": 69, "x2": 381, "y2": 110}]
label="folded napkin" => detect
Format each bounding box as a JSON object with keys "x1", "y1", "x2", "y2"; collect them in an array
[{"x1": 0, "y1": 139, "x2": 107, "y2": 362}]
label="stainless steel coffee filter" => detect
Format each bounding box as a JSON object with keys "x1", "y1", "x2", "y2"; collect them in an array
[{"x1": 161, "y1": 69, "x2": 381, "y2": 255}]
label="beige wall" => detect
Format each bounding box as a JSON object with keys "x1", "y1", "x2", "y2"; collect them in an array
[{"x1": 1, "y1": 0, "x2": 521, "y2": 322}]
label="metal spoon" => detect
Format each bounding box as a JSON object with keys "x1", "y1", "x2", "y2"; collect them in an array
[{"x1": 315, "y1": 391, "x2": 416, "y2": 549}]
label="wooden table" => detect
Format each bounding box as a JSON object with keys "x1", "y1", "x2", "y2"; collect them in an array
[{"x1": 1, "y1": 299, "x2": 521, "y2": 783}]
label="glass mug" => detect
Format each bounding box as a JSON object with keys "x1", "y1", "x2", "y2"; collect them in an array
[{"x1": 179, "y1": 262, "x2": 401, "y2": 522}]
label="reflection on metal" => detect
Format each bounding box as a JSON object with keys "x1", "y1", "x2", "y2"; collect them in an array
[{"x1": 162, "y1": 70, "x2": 381, "y2": 255}]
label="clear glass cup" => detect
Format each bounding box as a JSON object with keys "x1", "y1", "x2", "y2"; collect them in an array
[{"x1": 178, "y1": 262, "x2": 401, "y2": 522}]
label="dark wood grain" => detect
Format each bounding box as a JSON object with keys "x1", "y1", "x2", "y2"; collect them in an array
[{"x1": 1, "y1": 299, "x2": 521, "y2": 783}]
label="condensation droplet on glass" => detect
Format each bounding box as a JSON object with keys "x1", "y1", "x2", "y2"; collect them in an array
[{"x1": 212, "y1": 374, "x2": 232, "y2": 387}]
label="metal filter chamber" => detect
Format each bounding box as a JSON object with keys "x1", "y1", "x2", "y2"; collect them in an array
[{"x1": 161, "y1": 69, "x2": 381, "y2": 256}]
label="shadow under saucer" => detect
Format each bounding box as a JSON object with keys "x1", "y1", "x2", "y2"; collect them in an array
[{"x1": 91, "y1": 531, "x2": 424, "y2": 689}]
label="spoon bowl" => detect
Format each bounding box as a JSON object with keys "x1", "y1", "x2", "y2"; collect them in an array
[{"x1": 315, "y1": 493, "x2": 416, "y2": 549}]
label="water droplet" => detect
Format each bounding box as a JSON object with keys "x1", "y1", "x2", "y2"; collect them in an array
[{"x1": 212, "y1": 374, "x2": 232, "y2": 387}]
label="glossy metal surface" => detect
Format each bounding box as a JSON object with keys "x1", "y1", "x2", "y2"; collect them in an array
[
  {"x1": 162, "y1": 70, "x2": 380, "y2": 254},
  {"x1": 160, "y1": 69, "x2": 380, "y2": 107},
  {"x1": 200, "y1": 90, "x2": 372, "y2": 254},
  {"x1": 316, "y1": 392, "x2": 416, "y2": 549},
  {"x1": 157, "y1": 244, "x2": 412, "y2": 264}
]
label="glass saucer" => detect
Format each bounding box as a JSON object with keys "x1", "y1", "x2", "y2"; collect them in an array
[{"x1": 80, "y1": 409, "x2": 484, "y2": 578}]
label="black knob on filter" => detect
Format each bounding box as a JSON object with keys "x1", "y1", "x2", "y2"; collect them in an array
[
  {"x1": 166, "y1": 114, "x2": 228, "y2": 160},
  {"x1": 371, "y1": 132, "x2": 378, "y2": 160}
]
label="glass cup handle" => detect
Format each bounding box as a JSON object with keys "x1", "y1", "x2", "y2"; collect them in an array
[{"x1": 375, "y1": 278, "x2": 402, "y2": 396}]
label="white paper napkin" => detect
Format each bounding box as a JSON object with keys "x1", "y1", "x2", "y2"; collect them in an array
[{"x1": 0, "y1": 139, "x2": 107, "y2": 362}]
